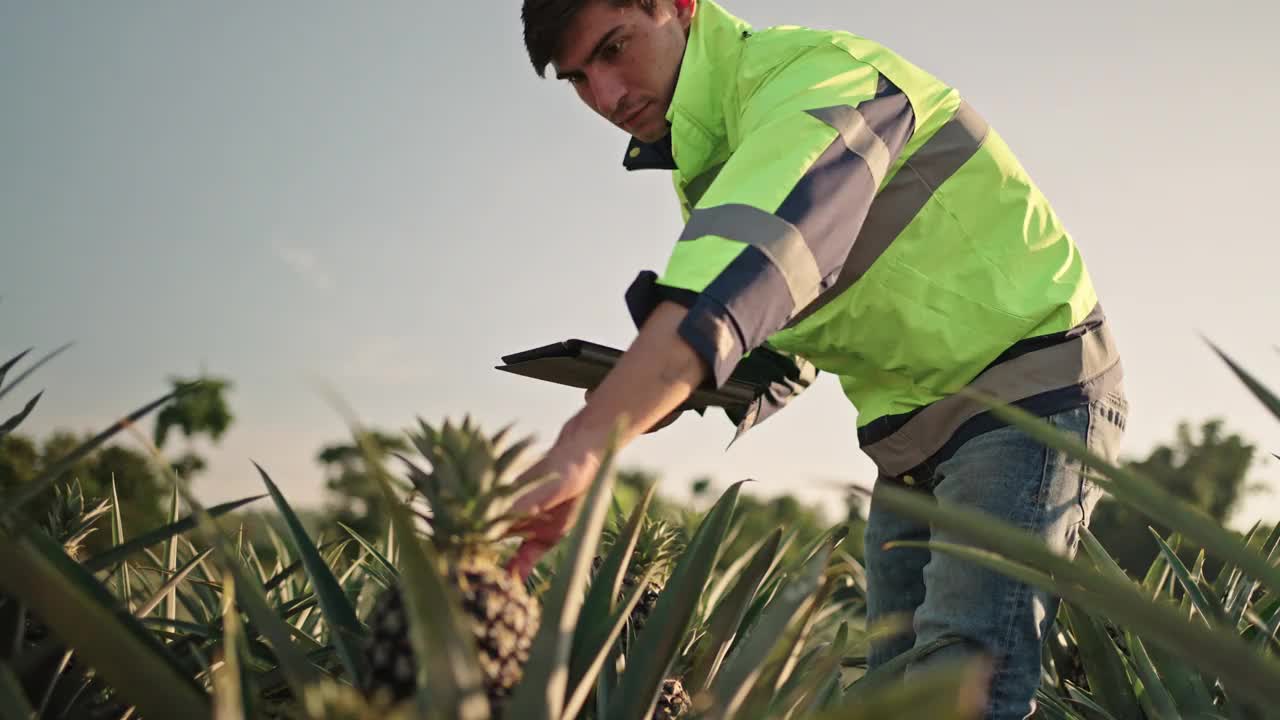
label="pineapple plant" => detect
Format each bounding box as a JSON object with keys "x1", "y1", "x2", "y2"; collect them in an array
[
  {"x1": 361, "y1": 417, "x2": 542, "y2": 715},
  {"x1": 599, "y1": 507, "x2": 682, "y2": 647},
  {"x1": 596, "y1": 505, "x2": 691, "y2": 718}
]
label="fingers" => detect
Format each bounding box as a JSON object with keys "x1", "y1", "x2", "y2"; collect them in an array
[{"x1": 506, "y1": 536, "x2": 551, "y2": 581}]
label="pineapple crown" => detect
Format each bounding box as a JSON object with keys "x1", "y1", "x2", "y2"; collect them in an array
[
  {"x1": 43, "y1": 479, "x2": 111, "y2": 562},
  {"x1": 395, "y1": 416, "x2": 545, "y2": 561},
  {"x1": 601, "y1": 503, "x2": 684, "y2": 583}
]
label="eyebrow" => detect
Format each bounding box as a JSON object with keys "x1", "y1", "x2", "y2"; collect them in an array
[{"x1": 555, "y1": 25, "x2": 625, "y2": 80}]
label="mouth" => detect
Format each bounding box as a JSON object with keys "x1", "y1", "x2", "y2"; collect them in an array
[{"x1": 620, "y1": 102, "x2": 650, "y2": 130}]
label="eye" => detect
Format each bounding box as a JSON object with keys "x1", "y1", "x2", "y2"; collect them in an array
[{"x1": 602, "y1": 38, "x2": 628, "y2": 60}]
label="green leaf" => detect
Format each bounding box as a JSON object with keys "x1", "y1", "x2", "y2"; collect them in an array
[
  {"x1": 256, "y1": 461, "x2": 368, "y2": 687},
  {"x1": 507, "y1": 434, "x2": 622, "y2": 719},
  {"x1": 684, "y1": 528, "x2": 782, "y2": 693},
  {"x1": 963, "y1": 390, "x2": 1280, "y2": 599},
  {"x1": 0, "y1": 392, "x2": 41, "y2": 439},
  {"x1": 134, "y1": 547, "x2": 214, "y2": 619},
  {"x1": 212, "y1": 574, "x2": 253, "y2": 720},
  {"x1": 568, "y1": 481, "x2": 657, "y2": 688},
  {"x1": 844, "y1": 634, "x2": 961, "y2": 699},
  {"x1": 1061, "y1": 602, "x2": 1141, "y2": 720},
  {"x1": 337, "y1": 521, "x2": 398, "y2": 583},
  {"x1": 561, "y1": 567, "x2": 660, "y2": 720},
  {"x1": 1148, "y1": 527, "x2": 1225, "y2": 626},
  {"x1": 163, "y1": 486, "x2": 181, "y2": 623},
  {"x1": 0, "y1": 660, "x2": 34, "y2": 720},
  {"x1": 1204, "y1": 338, "x2": 1280, "y2": 421},
  {"x1": 607, "y1": 480, "x2": 747, "y2": 720},
  {"x1": 149, "y1": 452, "x2": 322, "y2": 697},
  {"x1": 82, "y1": 495, "x2": 264, "y2": 572},
  {"x1": 0, "y1": 348, "x2": 33, "y2": 390},
  {"x1": 0, "y1": 528, "x2": 208, "y2": 716},
  {"x1": 1124, "y1": 633, "x2": 1180, "y2": 720},
  {"x1": 809, "y1": 655, "x2": 992, "y2": 720},
  {"x1": 875, "y1": 497, "x2": 1280, "y2": 712},
  {"x1": 706, "y1": 537, "x2": 832, "y2": 719},
  {"x1": 0, "y1": 342, "x2": 71, "y2": 405},
  {"x1": 109, "y1": 477, "x2": 132, "y2": 611}
]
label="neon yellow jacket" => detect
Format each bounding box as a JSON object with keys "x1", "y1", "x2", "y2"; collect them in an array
[{"x1": 622, "y1": 1, "x2": 1124, "y2": 478}]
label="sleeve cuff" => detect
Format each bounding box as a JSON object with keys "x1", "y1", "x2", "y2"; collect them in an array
[
  {"x1": 624, "y1": 270, "x2": 699, "y2": 329},
  {"x1": 676, "y1": 294, "x2": 747, "y2": 388},
  {"x1": 624, "y1": 269, "x2": 747, "y2": 388}
]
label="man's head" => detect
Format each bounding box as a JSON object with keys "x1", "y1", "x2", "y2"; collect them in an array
[{"x1": 522, "y1": 0, "x2": 696, "y2": 143}]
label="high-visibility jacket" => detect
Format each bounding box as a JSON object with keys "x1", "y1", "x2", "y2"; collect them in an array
[{"x1": 622, "y1": 0, "x2": 1124, "y2": 480}]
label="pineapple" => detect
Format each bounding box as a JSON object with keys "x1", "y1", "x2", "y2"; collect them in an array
[
  {"x1": 654, "y1": 678, "x2": 693, "y2": 720},
  {"x1": 362, "y1": 417, "x2": 542, "y2": 715}
]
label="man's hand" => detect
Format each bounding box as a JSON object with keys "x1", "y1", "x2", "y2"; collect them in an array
[
  {"x1": 505, "y1": 443, "x2": 600, "y2": 581},
  {"x1": 504, "y1": 301, "x2": 706, "y2": 580}
]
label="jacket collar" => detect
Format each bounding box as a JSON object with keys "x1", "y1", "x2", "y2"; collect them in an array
[{"x1": 622, "y1": 0, "x2": 752, "y2": 172}]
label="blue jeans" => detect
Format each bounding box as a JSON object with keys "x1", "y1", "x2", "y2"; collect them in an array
[{"x1": 864, "y1": 388, "x2": 1128, "y2": 720}]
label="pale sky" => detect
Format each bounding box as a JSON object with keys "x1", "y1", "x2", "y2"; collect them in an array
[{"x1": 3, "y1": 1, "x2": 1278, "y2": 530}]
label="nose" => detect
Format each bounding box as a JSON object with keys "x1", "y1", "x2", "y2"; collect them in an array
[{"x1": 589, "y1": 70, "x2": 628, "y2": 121}]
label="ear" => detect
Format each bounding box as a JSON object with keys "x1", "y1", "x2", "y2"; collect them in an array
[{"x1": 675, "y1": 0, "x2": 696, "y2": 30}]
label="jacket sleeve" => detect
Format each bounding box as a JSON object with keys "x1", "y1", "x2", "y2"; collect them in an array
[{"x1": 647, "y1": 43, "x2": 916, "y2": 390}]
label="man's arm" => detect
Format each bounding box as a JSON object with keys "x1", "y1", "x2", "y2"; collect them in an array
[{"x1": 505, "y1": 300, "x2": 704, "y2": 579}]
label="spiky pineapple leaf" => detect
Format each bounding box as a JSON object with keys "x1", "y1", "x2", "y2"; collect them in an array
[
  {"x1": 163, "y1": 486, "x2": 182, "y2": 623},
  {"x1": 1, "y1": 384, "x2": 192, "y2": 525},
  {"x1": 880, "y1": 517, "x2": 1280, "y2": 710},
  {"x1": 811, "y1": 655, "x2": 991, "y2": 720},
  {"x1": 0, "y1": 348, "x2": 33, "y2": 390},
  {"x1": 0, "y1": 527, "x2": 208, "y2": 716},
  {"x1": 1203, "y1": 337, "x2": 1280, "y2": 420},
  {"x1": 705, "y1": 537, "x2": 832, "y2": 719},
  {"x1": 1061, "y1": 602, "x2": 1142, "y2": 720},
  {"x1": 0, "y1": 660, "x2": 34, "y2": 720},
  {"x1": 607, "y1": 480, "x2": 747, "y2": 720},
  {"x1": 212, "y1": 574, "x2": 253, "y2": 720},
  {"x1": 337, "y1": 522, "x2": 398, "y2": 585},
  {"x1": 0, "y1": 342, "x2": 70, "y2": 406},
  {"x1": 961, "y1": 390, "x2": 1280, "y2": 600},
  {"x1": 83, "y1": 495, "x2": 264, "y2": 572},
  {"x1": 1124, "y1": 633, "x2": 1181, "y2": 720},
  {"x1": 131, "y1": 432, "x2": 324, "y2": 699},
  {"x1": 684, "y1": 527, "x2": 782, "y2": 693},
  {"x1": 134, "y1": 547, "x2": 213, "y2": 619},
  {"x1": 506, "y1": 434, "x2": 622, "y2": 720},
  {"x1": 1147, "y1": 527, "x2": 1225, "y2": 625},
  {"x1": 257, "y1": 461, "x2": 368, "y2": 687},
  {"x1": 570, "y1": 480, "x2": 656, "y2": 675},
  {"x1": 561, "y1": 567, "x2": 659, "y2": 720},
  {"x1": 0, "y1": 391, "x2": 41, "y2": 439}
]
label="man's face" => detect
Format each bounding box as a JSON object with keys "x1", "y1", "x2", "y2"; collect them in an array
[{"x1": 551, "y1": 1, "x2": 693, "y2": 143}]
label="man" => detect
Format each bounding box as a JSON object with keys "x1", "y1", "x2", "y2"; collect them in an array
[{"x1": 508, "y1": 1, "x2": 1128, "y2": 717}]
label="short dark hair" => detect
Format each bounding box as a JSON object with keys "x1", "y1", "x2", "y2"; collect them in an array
[{"x1": 521, "y1": 0, "x2": 658, "y2": 78}]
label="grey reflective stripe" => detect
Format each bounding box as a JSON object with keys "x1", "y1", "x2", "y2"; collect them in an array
[
  {"x1": 684, "y1": 161, "x2": 725, "y2": 208},
  {"x1": 862, "y1": 321, "x2": 1123, "y2": 477},
  {"x1": 805, "y1": 106, "x2": 893, "y2": 188},
  {"x1": 786, "y1": 101, "x2": 990, "y2": 328},
  {"x1": 679, "y1": 204, "x2": 822, "y2": 309}
]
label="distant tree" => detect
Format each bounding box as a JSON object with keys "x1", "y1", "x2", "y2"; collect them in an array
[
  {"x1": 1090, "y1": 418, "x2": 1262, "y2": 577},
  {"x1": 0, "y1": 431, "x2": 168, "y2": 555},
  {"x1": 153, "y1": 375, "x2": 234, "y2": 480},
  {"x1": 316, "y1": 429, "x2": 411, "y2": 538}
]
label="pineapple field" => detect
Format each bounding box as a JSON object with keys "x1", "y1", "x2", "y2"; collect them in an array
[{"x1": 3, "y1": 340, "x2": 1280, "y2": 720}]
